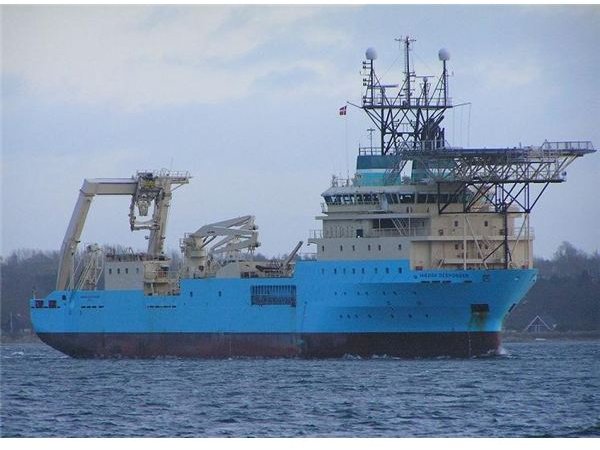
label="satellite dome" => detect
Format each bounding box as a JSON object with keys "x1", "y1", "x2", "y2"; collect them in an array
[
  {"x1": 365, "y1": 47, "x2": 377, "y2": 61},
  {"x1": 438, "y1": 48, "x2": 450, "y2": 61}
]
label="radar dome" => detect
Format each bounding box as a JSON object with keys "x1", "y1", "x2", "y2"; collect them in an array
[
  {"x1": 438, "y1": 48, "x2": 450, "y2": 61},
  {"x1": 365, "y1": 47, "x2": 377, "y2": 61}
]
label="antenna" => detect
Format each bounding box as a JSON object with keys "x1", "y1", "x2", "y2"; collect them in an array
[{"x1": 367, "y1": 128, "x2": 375, "y2": 151}]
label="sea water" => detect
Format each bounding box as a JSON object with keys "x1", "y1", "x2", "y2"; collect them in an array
[{"x1": 1, "y1": 340, "x2": 598, "y2": 437}]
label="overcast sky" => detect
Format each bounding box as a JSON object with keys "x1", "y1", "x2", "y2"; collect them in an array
[{"x1": 2, "y1": 5, "x2": 599, "y2": 259}]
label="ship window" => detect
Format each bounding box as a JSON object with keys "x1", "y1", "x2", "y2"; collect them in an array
[
  {"x1": 378, "y1": 245, "x2": 382, "y2": 251},
  {"x1": 321, "y1": 245, "x2": 325, "y2": 252},
  {"x1": 361, "y1": 268, "x2": 365, "y2": 274},
  {"x1": 455, "y1": 244, "x2": 459, "y2": 250},
  {"x1": 438, "y1": 194, "x2": 449, "y2": 203},
  {"x1": 484, "y1": 220, "x2": 489, "y2": 227},
  {"x1": 334, "y1": 268, "x2": 337, "y2": 274},
  {"x1": 356, "y1": 229, "x2": 363, "y2": 238},
  {"x1": 108, "y1": 268, "x2": 112, "y2": 275},
  {"x1": 400, "y1": 194, "x2": 415, "y2": 204},
  {"x1": 398, "y1": 267, "x2": 402, "y2": 273},
  {"x1": 398, "y1": 244, "x2": 402, "y2": 251},
  {"x1": 339, "y1": 245, "x2": 343, "y2": 252},
  {"x1": 385, "y1": 268, "x2": 390, "y2": 274},
  {"x1": 368, "y1": 245, "x2": 371, "y2": 251},
  {"x1": 218, "y1": 291, "x2": 222, "y2": 297},
  {"x1": 352, "y1": 268, "x2": 356, "y2": 274},
  {"x1": 136, "y1": 268, "x2": 140, "y2": 274},
  {"x1": 454, "y1": 220, "x2": 459, "y2": 227},
  {"x1": 427, "y1": 194, "x2": 437, "y2": 204},
  {"x1": 321, "y1": 268, "x2": 325, "y2": 275},
  {"x1": 343, "y1": 268, "x2": 346, "y2": 274},
  {"x1": 324, "y1": 195, "x2": 332, "y2": 203},
  {"x1": 374, "y1": 268, "x2": 378, "y2": 274},
  {"x1": 125, "y1": 268, "x2": 129, "y2": 274},
  {"x1": 417, "y1": 194, "x2": 427, "y2": 203},
  {"x1": 352, "y1": 245, "x2": 355, "y2": 251},
  {"x1": 117, "y1": 268, "x2": 120, "y2": 274}
]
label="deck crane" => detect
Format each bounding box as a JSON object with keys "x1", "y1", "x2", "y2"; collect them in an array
[{"x1": 56, "y1": 170, "x2": 190, "y2": 291}]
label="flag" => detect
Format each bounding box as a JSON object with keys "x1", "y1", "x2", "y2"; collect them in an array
[{"x1": 339, "y1": 106, "x2": 347, "y2": 116}]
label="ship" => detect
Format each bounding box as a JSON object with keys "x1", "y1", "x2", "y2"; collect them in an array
[{"x1": 30, "y1": 38, "x2": 595, "y2": 358}]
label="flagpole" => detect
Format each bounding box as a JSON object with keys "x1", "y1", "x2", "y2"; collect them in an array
[{"x1": 345, "y1": 104, "x2": 349, "y2": 180}]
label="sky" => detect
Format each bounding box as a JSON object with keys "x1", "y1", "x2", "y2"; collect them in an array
[{"x1": 2, "y1": 4, "x2": 599, "y2": 260}]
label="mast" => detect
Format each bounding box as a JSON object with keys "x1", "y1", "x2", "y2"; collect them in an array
[{"x1": 356, "y1": 38, "x2": 595, "y2": 268}]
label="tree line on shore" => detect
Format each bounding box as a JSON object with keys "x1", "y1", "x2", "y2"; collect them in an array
[{"x1": 1, "y1": 242, "x2": 598, "y2": 335}]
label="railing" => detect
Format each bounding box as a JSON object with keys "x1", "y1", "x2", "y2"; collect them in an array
[
  {"x1": 310, "y1": 226, "x2": 535, "y2": 240},
  {"x1": 540, "y1": 140, "x2": 594, "y2": 151},
  {"x1": 362, "y1": 95, "x2": 452, "y2": 108},
  {"x1": 137, "y1": 168, "x2": 191, "y2": 179},
  {"x1": 370, "y1": 227, "x2": 429, "y2": 238}
]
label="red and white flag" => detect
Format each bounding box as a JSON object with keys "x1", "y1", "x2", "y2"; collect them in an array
[{"x1": 339, "y1": 106, "x2": 347, "y2": 116}]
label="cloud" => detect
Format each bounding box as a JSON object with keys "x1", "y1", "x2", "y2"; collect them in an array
[
  {"x1": 470, "y1": 58, "x2": 542, "y2": 90},
  {"x1": 2, "y1": 5, "x2": 357, "y2": 111}
]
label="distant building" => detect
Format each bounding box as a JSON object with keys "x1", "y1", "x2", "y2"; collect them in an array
[{"x1": 524, "y1": 315, "x2": 557, "y2": 333}]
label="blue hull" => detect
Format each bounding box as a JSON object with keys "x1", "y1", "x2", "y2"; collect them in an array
[{"x1": 31, "y1": 260, "x2": 537, "y2": 358}]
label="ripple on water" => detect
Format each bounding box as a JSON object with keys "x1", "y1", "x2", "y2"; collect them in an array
[{"x1": 1, "y1": 340, "x2": 599, "y2": 437}]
